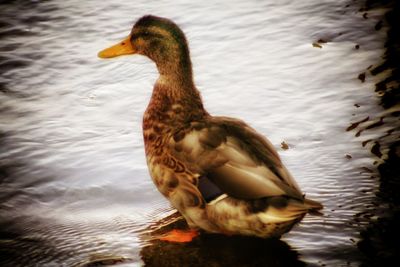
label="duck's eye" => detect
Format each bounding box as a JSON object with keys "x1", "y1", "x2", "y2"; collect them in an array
[{"x1": 121, "y1": 42, "x2": 126, "y2": 45}]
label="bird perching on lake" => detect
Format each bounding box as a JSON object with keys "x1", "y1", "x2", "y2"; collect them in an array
[{"x1": 98, "y1": 15, "x2": 322, "y2": 242}]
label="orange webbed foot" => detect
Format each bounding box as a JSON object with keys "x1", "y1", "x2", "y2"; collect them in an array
[{"x1": 159, "y1": 229, "x2": 199, "y2": 243}]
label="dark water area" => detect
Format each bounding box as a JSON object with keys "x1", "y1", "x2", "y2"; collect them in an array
[
  {"x1": 355, "y1": 0, "x2": 400, "y2": 266},
  {"x1": 0, "y1": 0, "x2": 399, "y2": 266}
]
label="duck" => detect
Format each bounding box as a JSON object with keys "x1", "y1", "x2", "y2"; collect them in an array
[{"x1": 98, "y1": 15, "x2": 323, "y2": 242}]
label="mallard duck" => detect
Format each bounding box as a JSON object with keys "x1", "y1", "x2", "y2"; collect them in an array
[{"x1": 98, "y1": 15, "x2": 322, "y2": 242}]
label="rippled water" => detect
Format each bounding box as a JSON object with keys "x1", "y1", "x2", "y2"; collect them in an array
[{"x1": 0, "y1": 0, "x2": 390, "y2": 266}]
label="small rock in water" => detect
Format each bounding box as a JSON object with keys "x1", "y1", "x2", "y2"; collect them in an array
[
  {"x1": 358, "y1": 73, "x2": 366, "y2": 82},
  {"x1": 281, "y1": 141, "x2": 289, "y2": 150},
  {"x1": 312, "y1": 43, "x2": 322, "y2": 48},
  {"x1": 355, "y1": 44, "x2": 360, "y2": 49},
  {"x1": 371, "y1": 142, "x2": 382, "y2": 158},
  {"x1": 345, "y1": 154, "x2": 352, "y2": 159},
  {"x1": 312, "y1": 39, "x2": 329, "y2": 49},
  {"x1": 354, "y1": 103, "x2": 360, "y2": 108}
]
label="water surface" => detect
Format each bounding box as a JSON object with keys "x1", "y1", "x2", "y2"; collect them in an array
[{"x1": 0, "y1": 0, "x2": 390, "y2": 266}]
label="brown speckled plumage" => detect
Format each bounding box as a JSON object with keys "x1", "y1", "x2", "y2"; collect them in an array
[{"x1": 99, "y1": 15, "x2": 323, "y2": 238}]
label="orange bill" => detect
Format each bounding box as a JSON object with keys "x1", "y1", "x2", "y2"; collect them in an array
[{"x1": 98, "y1": 36, "x2": 135, "y2": 58}]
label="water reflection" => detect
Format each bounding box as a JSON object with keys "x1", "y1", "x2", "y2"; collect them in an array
[
  {"x1": 0, "y1": 215, "x2": 135, "y2": 266},
  {"x1": 140, "y1": 213, "x2": 305, "y2": 267}
]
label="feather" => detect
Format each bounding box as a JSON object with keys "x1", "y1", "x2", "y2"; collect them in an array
[{"x1": 170, "y1": 116, "x2": 303, "y2": 200}]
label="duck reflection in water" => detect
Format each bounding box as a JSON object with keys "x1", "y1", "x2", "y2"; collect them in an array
[{"x1": 140, "y1": 213, "x2": 305, "y2": 267}]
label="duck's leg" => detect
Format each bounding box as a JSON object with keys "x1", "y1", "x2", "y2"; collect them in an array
[{"x1": 158, "y1": 229, "x2": 199, "y2": 243}]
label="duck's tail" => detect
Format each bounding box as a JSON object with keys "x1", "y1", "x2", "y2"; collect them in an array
[
  {"x1": 274, "y1": 197, "x2": 324, "y2": 219},
  {"x1": 304, "y1": 198, "x2": 323, "y2": 210},
  {"x1": 303, "y1": 197, "x2": 323, "y2": 215},
  {"x1": 257, "y1": 197, "x2": 323, "y2": 223}
]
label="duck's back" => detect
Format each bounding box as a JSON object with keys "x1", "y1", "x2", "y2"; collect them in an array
[{"x1": 168, "y1": 116, "x2": 305, "y2": 201}]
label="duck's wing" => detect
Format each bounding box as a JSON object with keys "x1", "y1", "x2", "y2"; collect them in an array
[{"x1": 169, "y1": 116, "x2": 303, "y2": 200}]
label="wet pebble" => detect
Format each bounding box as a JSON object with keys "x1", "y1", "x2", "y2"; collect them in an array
[
  {"x1": 371, "y1": 142, "x2": 382, "y2": 158},
  {"x1": 312, "y1": 43, "x2": 322, "y2": 48},
  {"x1": 358, "y1": 72, "x2": 366, "y2": 82},
  {"x1": 281, "y1": 141, "x2": 289, "y2": 150}
]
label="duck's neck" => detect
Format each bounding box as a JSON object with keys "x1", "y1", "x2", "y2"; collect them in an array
[
  {"x1": 143, "y1": 68, "x2": 207, "y2": 133},
  {"x1": 155, "y1": 55, "x2": 194, "y2": 87}
]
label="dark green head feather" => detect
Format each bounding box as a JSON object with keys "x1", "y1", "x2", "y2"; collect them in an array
[{"x1": 129, "y1": 15, "x2": 192, "y2": 77}]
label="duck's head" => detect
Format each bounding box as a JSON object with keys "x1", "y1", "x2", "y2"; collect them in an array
[{"x1": 98, "y1": 15, "x2": 192, "y2": 78}]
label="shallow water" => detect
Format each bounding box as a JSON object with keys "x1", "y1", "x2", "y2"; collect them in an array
[{"x1": 0, "y1": 0, "x2": 391, "y2": 266}]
